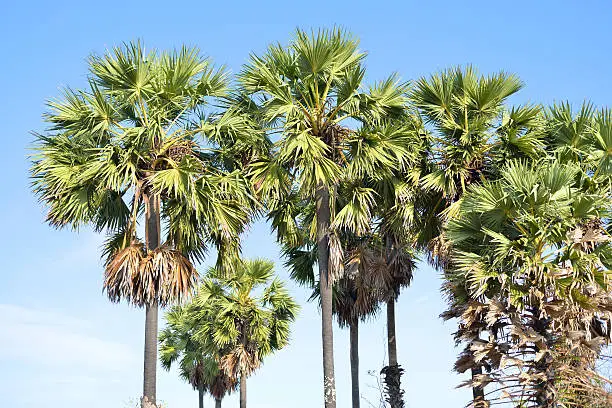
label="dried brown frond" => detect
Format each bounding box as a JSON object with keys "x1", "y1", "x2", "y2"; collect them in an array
[
  {"x1": 328, "y1": 231, "x2": 345, "y2": 283},
  {"x1": 347, "y1": 243, "x2": 392, "y2": 295},
  {"x1": 104, "y1": 243, "x2": 198, "y2": 307},
  {"x1": 104, "y1": 241, "x2": 146, "y2": 304},
  {"x1": 568, "y1": 218, "x2": 610, "y2": 252},
  {"x1": 428, "y1": 233, "x2": 451, "y2": 270},
  {"x1": 385, "y1": 241, "x2": 415, "y2": 299},
  {"x1": 148, "y1": 246, "x2": 199, "y2": 306},
  {"x1": 209, "y1": 370, "x2": 237, "y2": 400},
  {"x1": 219, "y1": 343, "x2": 261, "y2": 379}
]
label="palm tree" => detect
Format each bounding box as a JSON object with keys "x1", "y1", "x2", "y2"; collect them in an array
[
  {"x1": 377, "y1": 237, "x2": 415, "y2": 408},
  {"x1": 159, "y1": 307, "x2": 237, "y2": 408},
  {"x1": 446, "y1": 160, "x2": 612, "y2": 407},
  {"x1": 239, "y1": 28, "x2": 410, "y2": 407},
  {"x1": 410, "y1": 66, "x2": 544, "y2": 406},
  {"x1": 185, "y1": 259, "x2": 299, "y2": 408},
  {"x1": 280, "y1": 112, "x2": 424, "y2": 408},
  {"x1": 338, "y1": 241, "x2": 387, "y2": 408},
  {"x1": 30, "y1": 42, "x2": 255, "y2": 406},
  {"x1": 364, "y1": 114, "x2": 429, "y2": 408}
]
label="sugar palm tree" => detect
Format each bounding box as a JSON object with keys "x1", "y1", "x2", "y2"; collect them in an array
[
  {"x1": 410, "y1": 66, "x2": 544, "y2": 405},
  {"x1": 446, "y1": 160, "x2": 612, "y2": 407},
  {"x1": 30, "y1": 42, "x2": 255, "y2": 406},
  {"x1": 160, "y1": 307, "x2": 236, "y2": 408},
  {"x1": 280, "y1": 109, "x2": 424, "y2": 408},
  {"x1": 339, "y1": 241, "x2": 388, "y2": 408},
  {"x1": 239, "y1": 28, "x2": 410, "y2": 407},
  {"x1": 363, "y1": 113, "x2": 430, "y2": 408},
  {"x1": 186, "y1": 259, "x2": 299, "y2": 408}
]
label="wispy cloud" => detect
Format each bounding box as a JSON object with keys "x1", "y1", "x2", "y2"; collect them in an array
[
  {"x1": 0, "y1": 303, "x2": 141, "y2": 408},
  {"x1": 0, "y1": 303, "x2": 135, "y2": 370}
]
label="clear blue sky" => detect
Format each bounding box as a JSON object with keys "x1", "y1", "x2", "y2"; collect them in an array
[{"x1": 1, "y1": 1, "x2": 611, "y2": 407}]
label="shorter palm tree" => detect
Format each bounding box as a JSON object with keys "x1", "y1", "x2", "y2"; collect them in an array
[
  {"x1": 410, "y1": 66, "x2": 545, "y2": 405},
  {"x1": 159, "y1": 308, "x2": 236, "y2": 408},
  {"x1": 339, "y1": 242, "x2": 388, "y2": 408},
  {"x1": 187, "y1": 259, "x2": 299, "y2": 408},
  {"x1": 446, "y1": 161, "x2": 612, "y2": 407}
]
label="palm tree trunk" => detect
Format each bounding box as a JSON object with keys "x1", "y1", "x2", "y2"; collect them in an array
[
  {"x1": 469, "y1": 329, "x2": 486, "y2": 406},
  {"x1": 198, "y1": 387, "x2": 205, "y2": 408},
  {"x1": 387, "y1": 299, "x2": 397, "y2": 367},
  {"x1": 532, "y1": 307, "x2": 555, "y2": 408},
  {"x1": 316, "y1": 183, "x2": 336, "y2": 408},
  {"x1": 471, "y1": 366, "x2": 485, "y2": 406},
  {"x1": 215, "y1": 398, "x2": 222, "y2": 408},
  {"x1": 143, "y1": 192, "x2": 161, "y2": 406},
  {"x1": 382, "y1": 298, "x2": 404, "y2": 408},
  {"x1": 240, "y1": 371, "x2": 247, "y2": 408},
  {"x1": 350, "y1": 319, "x2": 360, "y2": 408}
]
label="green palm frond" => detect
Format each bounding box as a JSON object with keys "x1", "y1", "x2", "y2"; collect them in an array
[
  {"x1": 178, "y1": 259, "x2": 298, "y2": 382},
  {"x1": 31, "y1": 40, "x2": 258, "y2": 310}
]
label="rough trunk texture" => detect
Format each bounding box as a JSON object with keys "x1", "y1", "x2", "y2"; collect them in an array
[
  {"x1": 382, "y1": 299, "x2": 404, "y2": 408},
  {"x1": 215, "y1": 398, "x2": 222, "y2": 408},
  {"x1": 387, "y1": 299, "x2": 397, "y2": 366},
  {"x1": 143, "y1": 193, "x2": 161, "y2": 406},
  {"x1": 198, "y1": 387, "x2": 205, "y2": 408},
  {"x1": 381, "y1": 365, "x2": 405, "y2": 408},
  {"x1": 240, "y1": 371, "x2": 247, "y2": 408},
  {"x1": 350, "y1": 320, "x2": 360, "y2": 408},
  {"x1": 316, "y1": 183, "x2": 336, "y2": 408},
  {"x1": 532, "y1": 309, "x2": 555, "y2": 407},
  {"x1": 471, "y1": 366, "x2": 485, "y2": 406}
]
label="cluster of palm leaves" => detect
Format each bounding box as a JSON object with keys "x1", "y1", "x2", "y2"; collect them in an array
[
  {"x1": 159, "y1": 259, "x2": 298, "y2": 408},
  {"x1": 428, "y1": 83, "x2": 612, "y2": 406},
  {"x1": 30, "y1": 27, "x2": 612, "y2": 408}
]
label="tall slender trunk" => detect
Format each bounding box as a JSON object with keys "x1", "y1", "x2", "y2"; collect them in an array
[
  {"x1": 143, "y1": 192, "x2": 161, "y2": 406},
  {"x1": 350, "y1": 319, "x2": 360, "y2": 408},
  {"x1": 387, "y1": 299, "x2": 397, "y2": 366},
  {"x1": 215, "y1": 398, "x2": 222, "y2": 408},
  {"x1": 198, "y1": 387, "x2": 205, "y2": 408},
  {"x1": 240, "y1": 371, "x2": 247, "y2": 408},
  {"x1": 316, "y1": 183, "x2": 336, "y2": 408},
  {"x1": 382, "y1": 298, "x2": 404, "y2": 408}
]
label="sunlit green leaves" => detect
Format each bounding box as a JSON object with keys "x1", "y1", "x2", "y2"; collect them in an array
[
  {"x1": 447, "y1": 160, "x2": 611, "y2": 306},
  {"x1": 171, "y1": 260, "x2": 299, "y2": 380},
  {"x1": 31, "y1": 41, "x2": 257, "y2": 309}
]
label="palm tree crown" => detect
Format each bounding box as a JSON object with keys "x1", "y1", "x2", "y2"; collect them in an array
[
  {"x1": 176, "y1": 259, "x2": 299, "y2": 408},
  {"x1": 160, "y1": 307, "x2": 237, "y2": 408}
]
